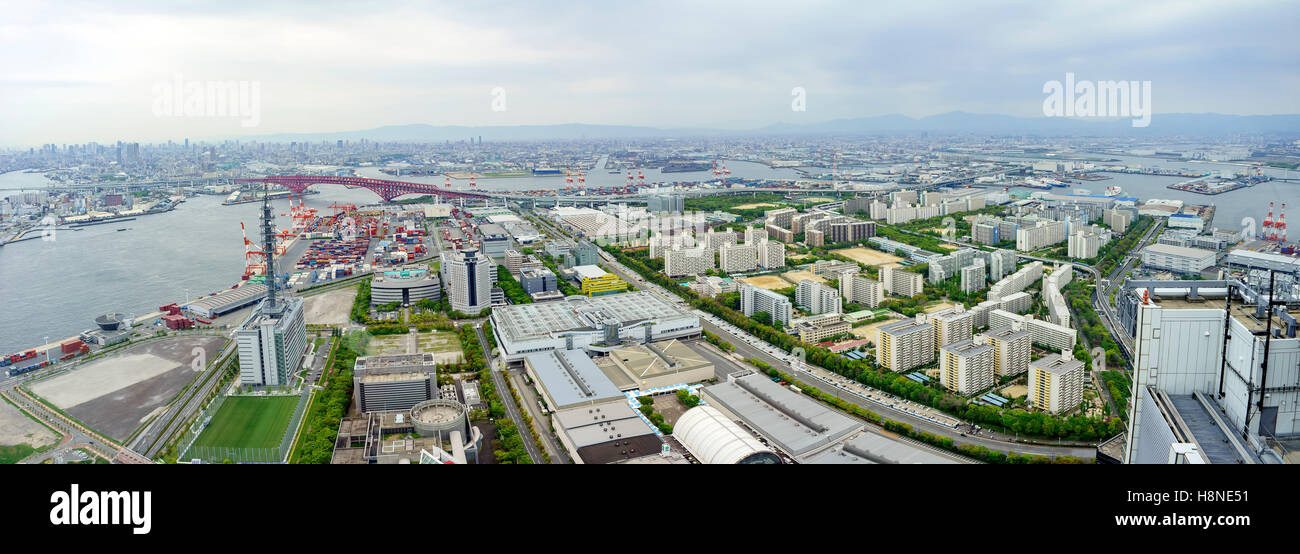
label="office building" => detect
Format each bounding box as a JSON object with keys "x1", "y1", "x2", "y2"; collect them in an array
[
  {"x1": 1140, "y1": 244, "x2": 1217, "y2": 275},
  {"x1": 478, "y1": 223, "x2": 511, "y2": 258},
  {"x1": 719, "y1": 242, "x2": 758, "y2": 273},
  {"x1": 519, "y1": 267, "x2": 557, "y2": 294},
  {"x1": 796, "y1": 279, "x2": 842, "y2": 315},
  {"x1": 741, "y1": 284, "x2": 793, "y2": 325},
  {"x1": 939, "y1": 337, "x2": 995, "y2": 395},
  {"x1": 876, "y1": 315, "x2": 935, "y2": 372},
  {"x1": 371, "y1": 268, "x2": 441, "y2": 307},
  {"x1": 1029, "y1": 351, "x2": 1084, "y2": 414},
  {"x1": 440, "y1": 248, "x2": 495, "y2": 314},
  {"x1": 353, "y1": 353, "x2": 438, "y2": 413},
  {"x1": 236, "y1": 296, "x2": 308, "y2": 388}
]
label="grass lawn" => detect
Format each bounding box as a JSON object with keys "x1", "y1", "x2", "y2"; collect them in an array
[
  {"x1": 193, "y1": 396, "x2": 299, "y2": 450},
  {"x1": 0, "y1": 444, "x2": 38, "y2": 464}
]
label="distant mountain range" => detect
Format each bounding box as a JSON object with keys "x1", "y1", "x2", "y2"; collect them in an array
[{"x1": 214, "y1": 112, "x2": 1300, "y2": 143}]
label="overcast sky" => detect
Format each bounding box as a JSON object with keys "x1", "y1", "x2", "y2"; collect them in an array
[{"x1": 1, "y1": 0, "x2": 1297, "y2": 147}]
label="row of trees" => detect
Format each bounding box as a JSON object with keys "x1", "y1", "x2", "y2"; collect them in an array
[
  {"x1": 476, "y1": 369, "x2": 533, "y2": 464},
  {"x1": 496, "y1": 265, "x2": 534, "y2": 305},
  {"x1": 293, "y1": 341, "x2": 357, "y2": 464}
]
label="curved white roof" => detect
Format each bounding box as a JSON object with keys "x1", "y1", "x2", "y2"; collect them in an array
[{"x1": 674, "y1": 406, "x2": 775, "y2": 464}]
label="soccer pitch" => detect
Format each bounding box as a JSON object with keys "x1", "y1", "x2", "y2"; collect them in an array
[{"x1": 193, "y1": 396, "x2": 299, "y2": 450}]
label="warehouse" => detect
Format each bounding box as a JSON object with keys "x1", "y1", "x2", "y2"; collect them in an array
[
  {"x1": 700, "y1": 371, "x2": 862, "y2": 460},
  {"x1": 591, "y1": 340, "x2": 715, "y2": 391},
  {"x1": 184, "y1": 283, "x2": 270, "y2": 318},
  {"x1": 1140, "y1": 243, "x2": 1217, "y2": 275},
  {"x1": 673, "y1": 405, "x2": 782, "y2": 464},
  {"x1": 522, "y1": 349, "x2": 624, "y2": 411},
  {"x1": 490, "y1": 292, "x2": 701, "y2": 363},
  {"x1": 801, "y1": 432, "x2": 962, "y2": 464},
  {"x1": 551, "y1": 402, "x2": 662, "y2": 464}
]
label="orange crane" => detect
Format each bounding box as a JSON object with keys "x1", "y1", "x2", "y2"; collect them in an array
[{"x1": 240, "y1": 222, "x2": 267, "y2": 279}]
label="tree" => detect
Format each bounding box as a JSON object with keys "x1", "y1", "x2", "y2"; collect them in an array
[{"x1": 753, "y1": 311, "x2": 772, "y2": 326}]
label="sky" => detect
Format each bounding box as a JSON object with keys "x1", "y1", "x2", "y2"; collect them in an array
[{"x1": 1, "y1": 0, "x2": 1297, "y2": 147}]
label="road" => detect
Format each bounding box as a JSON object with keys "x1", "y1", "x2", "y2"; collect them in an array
[{"x1": 472, "y1": 322, "x2": 544, "y2": 464}]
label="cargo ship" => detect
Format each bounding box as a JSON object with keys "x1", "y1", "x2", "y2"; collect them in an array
[{"x1": 531, "y1": 167, "x2": 563, "y2": 175}]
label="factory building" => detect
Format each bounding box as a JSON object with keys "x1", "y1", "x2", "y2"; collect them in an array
[
  {"x1": 353, "y1": 353, "x2": 438, "y2": 413},
  {"x1": 741, "y1": 284, "x2": 793, "y2": 325}
]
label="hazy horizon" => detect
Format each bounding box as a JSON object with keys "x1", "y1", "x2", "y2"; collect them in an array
[{"x1": 3, "y1": 0, "x2": 1298, "y2": 147}]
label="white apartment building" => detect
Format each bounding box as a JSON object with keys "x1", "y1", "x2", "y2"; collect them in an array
[
  {"x1": 741, "y1": 283, "x2": 793, "y2": 325},
  {"x1": 719, "y1": 243, "x2": 758, "y2": 274},
  {"x1": 757, "y1": 239, "x2": 786, "y2": 270},
  {"x1": 795, "y1": 279, "x2": 842, "y2": 315},
  {"x1": 838, "y1": 272, "x2": 883, "y2": 309},
  {"x1": 665, "y1": 246, "x2": 713, "y2": 277},
  {"x1": 881, "y1": 265, "x2": 923, "y2": 298}
]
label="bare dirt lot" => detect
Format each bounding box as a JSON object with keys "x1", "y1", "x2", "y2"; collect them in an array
[
  {"x1": 731, "y1": 202, "x2": 780, "y2": 210},
  {"x1": 781, "y1": 270, "x2": 823, "y2": 285},
  {"x1": 302, "y1": 287, "x2": 357, "y2": 326},
  {"x1": 1000, "y1": 384, "x2": 1028, "y2": 399},
  {"x1": 923, "y1": 302, "x2": 957, "y2": 314},
  {"x1": 831, "y1": 247, "x2": 904, "y2": 266},
  {"x1": 29, "y1": 335, "x2": 226, "y2": 442},
  {"x1": 0, "y1": 398, "x2": 59, "y2": 450},
  {"x1": 741, "y1": 275, "x2": 792, "y2": 290},
  {"x1": 850, "y1": 317, "x2": 902, "y2": 342}
]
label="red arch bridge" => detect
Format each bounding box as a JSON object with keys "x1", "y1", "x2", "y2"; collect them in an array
[{"x1": 233, "y1": 175, "x2": 493, "y2": 202}]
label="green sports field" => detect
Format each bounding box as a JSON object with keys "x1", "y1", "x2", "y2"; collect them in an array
[{"x1": 193, "y1": 396, "x2": 299, "y2": 450}]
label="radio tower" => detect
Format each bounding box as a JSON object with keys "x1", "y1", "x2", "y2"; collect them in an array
[
  {"x1": 260, "y1": 182, "x2": 277, "y2": 310},
  {"x1": 1264, "y1": 202, "x2": 1277, "y2": 241}
]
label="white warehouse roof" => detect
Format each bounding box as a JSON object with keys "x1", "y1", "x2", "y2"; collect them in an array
[{"x1": 674, "y1": 406, "x2": 780, "y2": 464}]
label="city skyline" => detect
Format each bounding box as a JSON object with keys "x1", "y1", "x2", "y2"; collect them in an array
[{"x1": 3, "y1": 0, "x2": 1298, "y2": 146}]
